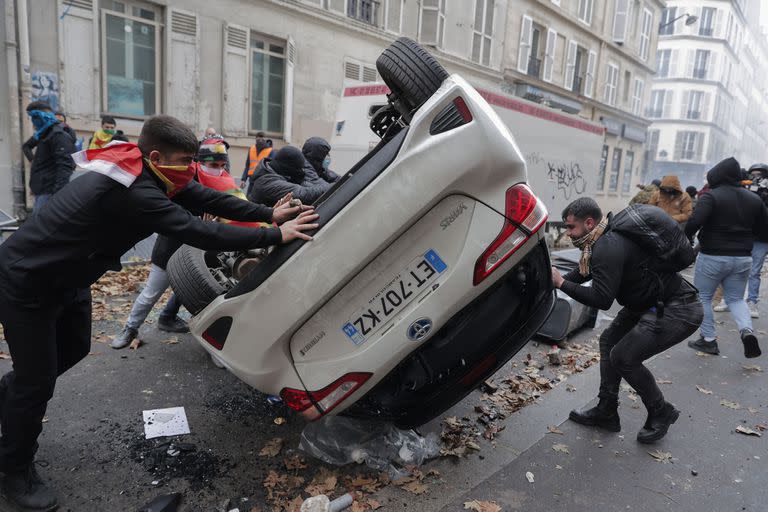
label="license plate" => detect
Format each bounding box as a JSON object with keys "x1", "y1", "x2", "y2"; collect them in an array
[{"x1": 342, "y1": 249, "x2": 447, "y2": 345}]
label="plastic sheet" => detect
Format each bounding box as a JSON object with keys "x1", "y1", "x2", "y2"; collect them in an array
[{"x1": 299, "y1": 416, "x2": 440, "y2": 478}]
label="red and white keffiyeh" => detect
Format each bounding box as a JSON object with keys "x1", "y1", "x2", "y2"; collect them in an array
[{"x1": 71, "y1": 141, "x2": 143, "y2": 187}]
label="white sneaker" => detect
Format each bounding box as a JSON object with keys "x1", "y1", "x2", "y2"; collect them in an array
[
  {"x1": 713, "y1": 301, "x2": 729, "y2": 312},
  {"x1": 748, "y1": 302, "x2": 760, "y2": 318}
]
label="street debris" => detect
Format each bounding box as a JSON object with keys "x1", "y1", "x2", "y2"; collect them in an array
[
  {"x1": 260, "y1": 438, "x2": 284, "y2": 458},
  {"x1": 300, "y1": 493, "x2": 353, "y2": 512},
  {"x1": 274, "y1": 416, "x2": 287, "y2": 425},
  {"x1": 735, "y1": 426, "x2": 762, "y2": 437},
  {"x1": 525, "y1": 471, "x2": 535, "y2": 483},
  {"x1": 143, "y1": 407, "x2": 190, "y2": 439},
  {"x1": 655, "y1": 379, "x2": 672, "y2": 385},
  {"x1": 695, "y1": 385, "x2": 713, "y2": 395},
  {"x1": 552, "y1": 443, "x2": 570, "y2": 454},
  {"x1": 648, "y1": 450, "x2": 673, "y2": 463},
  {"x1": 463, "y1": 500, "x2": 502, "y2": 512},
  {"x1": 441, "y1": 416, "x2": 481, "y2": 457},
  {"x1": 547, "y1": 346, "x2": 562, "y2": 365},
  {"x1": 742, "y1": 364, "x2": 763, "y2": 372},
  {"x1": 137, "y1": 492, "x2": 181, "y2": 512},
  {"x1": 547, "y1": 425, "x2": 564, "y2": 435},
  {"x1": 720, "y1": 400, "x2": 742, "y2": 410}
]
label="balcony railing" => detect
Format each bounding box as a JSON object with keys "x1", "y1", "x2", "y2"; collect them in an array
[
  {"x1": 646, "y1": 109, "x2": 663, "y2": 118},
  {"x1": 347, "y1": 0, "x2": 380, "y2": 25},
  {"x1": 527, "y1": 56, "x2": 542, "y2": 79},
  {"x1": 692, "y1": 67, "x2": 708, "y2": 79},
  {"x1": 699, "y1": 27, "x2": 713, "y2": 36},
  {"x1": 686, "y1": 110, "x2": 701, "y2": 120}
]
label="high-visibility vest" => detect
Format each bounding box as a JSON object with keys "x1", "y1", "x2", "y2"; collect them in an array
[{"x1": 247, "y1": 146, "x2": 273, "y2": 177}]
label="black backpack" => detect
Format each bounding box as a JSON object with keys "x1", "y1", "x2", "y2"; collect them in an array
[{"x1": 610, "y1": 204, "x2": 695, "y2": 272}]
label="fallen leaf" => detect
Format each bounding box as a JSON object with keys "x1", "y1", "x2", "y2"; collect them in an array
[
  {"x1": 736, "y1": 425, "x2": 762, "y2": 437},
  {"x1": 161, "y1": 337, "x2": 180, "y2": 345},
  {"x1": 696, "y1": 351, "x2": 713, "y2": 357},
  {"x1": 696, "y1": 385, "x2": 713, "y2": 395},
  {"x1": 755, "y1": 424, "x2": 768, "y2": 432},
  {"x1": 547, "y1": 425, "x2": 564, "y2": 435},
  {"x1": 721, "y1": 400, "x2": 742, "y2": 410},
  {"x1": 129, "y1": 338, "x2": 142, "y2": 350},
  {"x1": 742, "y1": 364, "x2": 763, "y2": 372},
  {"x1": 401, "y1": 480, "x2": 429, "y2": 495},
  {"x1": 655, "y1": 379, "x2": 673, "y2": 385},
  {"x1": 648, "y1": 450, "x2": 673, "y2": 463},
  {"x1": 525, "y1": 471, "x2": 535, "y2": 483},
  {"x1": 305, "y1": 468, "x2": 338, "y2": 496},
  {"x1": 259, "y1": 437, "x2": 283, "y2": 458},
  {"x1": 284, "y1": 454, "x2": 307, "y2": 470},
  {"x1": 566, "y1": 384, "x2": 577, "y2": 392},
  {"x1": 274, "y1": 417, "x2": 286, "y2": 425},
  {"x1": 749, "y1": 407, "x2": 759, "y2": 414},
  {"x1": 366, "y1": 499, "x2": 382, "y2": 510},
  {"x1": 552, "y1": 443, "x2": 570, "y2": 454},
  {"x1": 464, "y1": 500, "x2": 502, "y2": 512}
]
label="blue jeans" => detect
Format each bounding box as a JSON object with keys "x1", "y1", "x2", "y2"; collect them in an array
[
  {"x1": 33, "y1": 194, "x2": 51, "y2": 213},
  {"x1": 695, "y1": 253, "x2": 752, "y2": 340},
  {"x1": 125, "y1": 265, "x2": 180, "y2": 330},
  {"x1": 747, "y1": 241, "x2": 768, "y2": 304}
]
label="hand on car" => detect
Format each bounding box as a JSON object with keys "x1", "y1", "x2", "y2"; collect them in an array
[
  {"x1": 279, "y1": 210, "x2": 319, "y2": 242},
  {"x1": 272, "y1": 198, "x2": 312, "y2": 225},
  {"x1": 202, "y1": 213, "x2": 218, "y2": 222},
  {"x1": 551, "y1": 266, "x2": 564, "y2": 289}
]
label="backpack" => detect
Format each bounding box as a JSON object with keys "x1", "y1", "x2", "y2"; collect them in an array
[{"x1": 609, "y1": 204, "x2": 695, "y2": 273}]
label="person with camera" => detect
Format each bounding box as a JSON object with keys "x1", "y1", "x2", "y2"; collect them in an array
[{"x1": 746, "y1": 163, "x2": 768, "y2": 318}]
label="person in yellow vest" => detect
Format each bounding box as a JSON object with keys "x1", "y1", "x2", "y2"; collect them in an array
[
  {"x1": 87, "y1": 115, "x2": 117, "y2": 149},
  {"x1": 241, "y1": 132, "x2": 273, "y2": 192}
]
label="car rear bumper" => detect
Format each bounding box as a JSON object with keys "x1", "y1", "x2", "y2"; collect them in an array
[{"x1": 343, "y1": 240, "x2": 555, "y2": 428}]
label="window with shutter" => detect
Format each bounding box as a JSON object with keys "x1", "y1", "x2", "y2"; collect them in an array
[
  {"x1": 60, "y1": 0, "x2": 98, "y2": 116},
  {"x1": 517, "y1": 15, "x2": 533, "y2": 73},
  {"x1": 604, "y1": 63, "x2": 619, "y2": 106},
  {"x1": 249, "y1": 33, "x2": 287, "y2": 135},
  {"x1": 631, "y1": 78, "x2": 644, "y2": 115},
  {"x1": 659, "y1": 7, "x2": 676, "y2": 35},
  {"x1": 563, "y1": 40, "x2": 577, "y2": 90},
  {"x1": 612, "y1": 0, "x2": 630, "y2": 43},
  {"x1": 542, "y1": 28, "x2": 557, "y2": 82},
  {"x1": 166, "y1": 8, "x2": 199, "y2": 126},
  {"x1": 419, "y1": 0, "x2": 445, "y2": 47},
  {"x1": 471, "y1": 0, "x2": 495, "y2": 66},
  {"x1": 385, "y1": 0, "x2": 403, "y2": 33},
  {"x1": 584, "y1": 49, "x2": 596, "y2": 97},
  {"x1": 578, "y1": 0, "x2": 593, "y2": 25},
  {"x1": 639, "y1": 8, "x2": 652, "y2": 61}
]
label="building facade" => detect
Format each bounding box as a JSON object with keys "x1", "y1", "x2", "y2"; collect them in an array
[
  {"x1": 646, "y1": 0, "x2": 768, "y2": 188},
  {"x1": 506, "y1": 0, "x2": 665, "y2": 212}
]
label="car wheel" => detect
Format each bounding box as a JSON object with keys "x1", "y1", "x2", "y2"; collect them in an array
[
  {"x1": 376, "y1": 37, "x2": 449, "y2": 118},
  {"x1": 167, "y1": 245, "x2": 226, "y2": 316}
]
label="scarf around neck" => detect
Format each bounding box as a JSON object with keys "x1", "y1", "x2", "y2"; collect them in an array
[{"x1": 571, "y1": 217, "x2": 609, "y2": 277}]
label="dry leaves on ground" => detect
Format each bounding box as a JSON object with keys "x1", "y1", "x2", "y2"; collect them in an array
[
  {"x1": 441, "y1": 417, "x2": 481, "y2": 457},
  {"x1": 304, "y1": 468, "x2": 338, "y2": 497},
  {"x1": 128, "y1": 338, "x2": 142, "y2": 350},
  {"x1": 161, "y1": 337, "x2": 180, "y2": 345},
  {"x1": 742, "y1": 365, "x2": 763, "y2": 372},
  {"x1": 392, "y1": 467, "x2": 440, "y2": 496},
  {"x1": 720, "y1": 400, "x2": 742, "y2": 410},
  {"x1": 648, "y1": 450, "x2": 673, "y2": 463},
  {"x1": 547, "y1": 425, "x2": 564, "y2": 435},
  {"x1": 259, "y1": 437, "x2": 284, "y2": 458},
  {"x1": 696, "y1": 385, "x2": 713, "y2": 395},
  {"x1": 284, "y1": 454, "x2": 308, "y2": 470},
  {"x1": 735, "y1": 425, "x2": 762, "y2": 437},
  {"x1": 552, "y1": 443, "x2": 570, "y2": 454},
  {"x1": 464, "y1": 500, "x2": 502, "y2": 512}
]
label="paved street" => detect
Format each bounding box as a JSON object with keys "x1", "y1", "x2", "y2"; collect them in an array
[{"x1": 0, "y1": 268, "x2": 766, "y2": 511}]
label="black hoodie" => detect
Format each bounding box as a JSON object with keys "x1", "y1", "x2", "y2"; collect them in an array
[
  {"x1": 685, "y1": 157, "x2": 768, "y2": 256},
  {"x1": 302, "y1": 137, "x2": 340, "y2": 185},
  {"x1": 247, "y1": 146, "x2": 329, "y2": 206}
]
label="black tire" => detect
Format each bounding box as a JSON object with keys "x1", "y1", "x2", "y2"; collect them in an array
[
  {"x1": 376, "y1": 37, "x2": 449, "y2": 114},
  {"x1": 167, "y1": 245, "x2": 226, "y2": 315}
]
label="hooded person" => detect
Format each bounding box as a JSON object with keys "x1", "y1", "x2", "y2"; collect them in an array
[
  {"x1": 684, "y1": 157, "x2": 768, "y2": 359},
  {"x1": 247, "y1": 145, "x2": 330, "y2": 206},
  {"x1": 648, "y1": 175, "x2": 693, "y2": 224},
  {"x1": 0, "y1": 115, "x2": 318, "y2": 510},
  {"x1": 88, "y1": 116, "x2": 117, "y2": 149},
  {"x1": 301, "y1": 137, "x2": 340, "y2": 186},
  {"x1": 630, "y1": 179, "x2": 661, "y2": 205}
]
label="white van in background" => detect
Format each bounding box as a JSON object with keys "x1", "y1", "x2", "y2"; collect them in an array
[{"x1": 331, "y1": 82, "x2": 606, "y2": 224}]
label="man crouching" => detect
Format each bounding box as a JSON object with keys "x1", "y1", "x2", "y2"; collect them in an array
[{"x1": 552, "y1": 198, "x2": 703, "y2": 443}]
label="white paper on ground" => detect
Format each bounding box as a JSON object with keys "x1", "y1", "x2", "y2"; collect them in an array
[{"x1": 143, "y1": 407, "x2": 190, "y2": 439}]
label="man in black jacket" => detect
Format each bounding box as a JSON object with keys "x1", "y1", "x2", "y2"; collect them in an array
[
  {"x1": 553, "y1": 198, "x2": 702, "y2": 444},
  {"x1": 248, "y1": 146, "x2": 330, "y2": 206},
  {"x1": 302, "y1": 137, "x2": 340, "y2": 186},
  {"x1": 745, "y1": 163, "x2": 768, "y2": 319},
  {"x1": 0, "y1": 115, "x2": 317, "y2": 510},
  {"x1": 685, "y1": 157, "x2": 768, "y2": 358},
  {"x1": 22, "y1": 101, "x2": 76, "y2": 211}
]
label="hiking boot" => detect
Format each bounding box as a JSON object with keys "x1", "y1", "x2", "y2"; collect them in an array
[
  {"x1": 740, "y1": 329, "x2": 762, "y2": 359},
  {"x1": 110, "y1": 326, "x2": 138, "y2": 349},
  {"x1": 688, "y1": 336, "x2": 720, "y2": 355},
  {"x1": 568, "y1": 399, "x2": 620, "y2": 432},
  {"x1": 1, "y1": 465, "x2": 58, "y2": 511},
  {"x1": 637, "y1": 401, "x2": 680, "y2": 444},
  {"x1": 158, "y1": 316, "x2": 189, "y2": 333},
  {"x1": 713, "y1": 301, "x2": 729, "y2": 312},
  {"x1": 747, "y1": 302, "x2": 760, "y2": 319}
]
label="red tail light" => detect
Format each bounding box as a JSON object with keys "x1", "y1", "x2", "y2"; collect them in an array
[
  {"x1": 201, "y1": 317, "x2": 233, "y2": 350},
  {"x1": 280, "y1": 372, "x2": 372, "y2": 420},
  {"x1": 473, "y1": 184, "x2": 548, "y2": 285}
]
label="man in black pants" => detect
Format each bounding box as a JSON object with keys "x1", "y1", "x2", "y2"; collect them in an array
[
  {"x1": 551, "y1": 198, "x2": 703, "y2": 443},
  {"x1": 0, "y1": 115, "x2": 318, "y2": 510}
]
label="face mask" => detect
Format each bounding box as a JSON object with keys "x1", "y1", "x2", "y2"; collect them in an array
[
  {"x1": 199, "y1": 164, "x2": 225, "y2": 176},
  {"x1": 322, "y1": 156, "x2": 331, "y2": 170},
  {"x1": 103, "y1": 129, "x2": 116, "y2": 135},
  {"x1": 28, "y1": 110, "x2": 58, "y2": 132},
  {"x1": 146, "y1": 159, "x2": 196, "y2": 197}
]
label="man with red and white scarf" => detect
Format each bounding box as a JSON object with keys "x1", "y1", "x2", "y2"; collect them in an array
[{"x1": 0, "y1": 116, "x2": 318, "y2": 510}]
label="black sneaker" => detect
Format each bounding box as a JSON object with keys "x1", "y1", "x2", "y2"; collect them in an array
[
  {"x1": 637, "y1": 401, "x2": 680, "y2": 444},
  {"x1": 158, "y1": 316, "x2": 189, "y2": 333},
  {"x1": 110, "y1": 326, "x2": 138, "y2": 349},
  {"x1": 569, "y1": 399, "x2": 621, "y2": 432},
  {"x1": 740, "y1": 329, "x2": 762, "y2": 359},
  {"x1": 687, "y1": 337, "x2": 720, "y2": 355},
  {"x1": 1, "y1": 465, "x2": 58, "y2": 511}
]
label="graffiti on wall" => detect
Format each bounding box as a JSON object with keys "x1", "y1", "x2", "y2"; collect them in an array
[
  {"x1": 31, "y1": 71, "x2": 60, "y2": 112},
  {"x1": 547, "y1": 161, "x2": 587, "y2": 200}
]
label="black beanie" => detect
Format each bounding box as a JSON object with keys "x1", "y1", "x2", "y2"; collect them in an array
[{"x1": 270, "y1": 146, "x2": 306, "y2": 184}]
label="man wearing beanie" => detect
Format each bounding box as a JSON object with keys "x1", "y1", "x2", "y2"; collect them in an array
[
  {"x1": 247, "y1": 145, "x2": 330, "y2": 206},
  {"x1": 685, "y1": 157, "x2": 768, "y2": 358}
]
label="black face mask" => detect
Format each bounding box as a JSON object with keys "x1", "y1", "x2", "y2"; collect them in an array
[{"x1": 660, "y1": 188, "x2": 681, "y2": 196}]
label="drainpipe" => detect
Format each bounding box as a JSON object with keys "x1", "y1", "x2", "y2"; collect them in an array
[{"x1": 4, "y1": 0, "x2": 27, "y2": 218}]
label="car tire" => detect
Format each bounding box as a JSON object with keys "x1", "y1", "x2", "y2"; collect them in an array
[
  {"x1": 376, "y1": 37, "x2": 449, "y2": 115},
  {"x1": 167, "y1": 245, "x2": 226, "y2": 316}
]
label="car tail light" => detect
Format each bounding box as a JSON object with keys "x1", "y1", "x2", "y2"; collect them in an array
[
  {"x1": 201, "y1": 317, "x2": 233, "y2": 350},
  {"x1": 430, "y1": 97, "x2": 473, "y2": 135},
  {"x1": 280, "y1": 372, "x2": 372, "y2": 420},
  {"x1": 473, "y1": 184, "x2": 548, "y2": 285}
]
